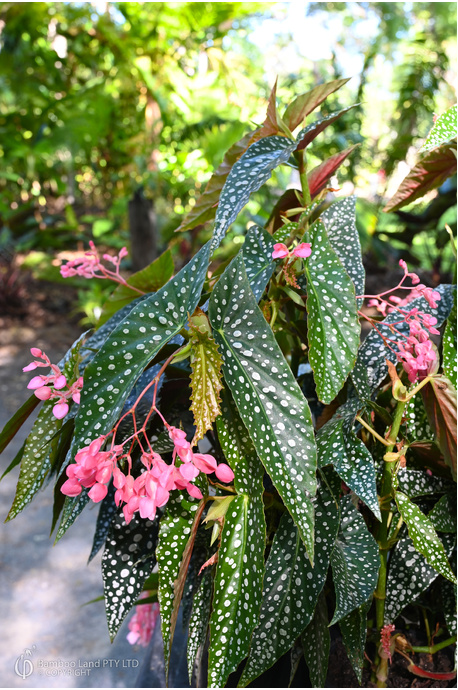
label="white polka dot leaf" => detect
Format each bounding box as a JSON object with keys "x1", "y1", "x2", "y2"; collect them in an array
[
  {"x1": 394, "y1": 490, "x2": 457, "y2": 584},
  {"x1": 405, "y1": 392, "x2": 433, "y2": 441},
  {"x1": 441, "y1": 575, "x2": 457, "y2": 637},
  {"x1": 295, "y1": 104, "x2": 358, "y2": 151},
  {"x1": 339, "y1": 598, "x2": 371, "y2": 684},
  {"x1": 156, "y1": 489, "x2": 206, "y2": 682},
  {"x1": 208, "y1": 493, "x2": 265, "y2": 688},
  {"x1": 238, "y1": 477, "x2": 339, "y2": 687},
  {"x1": 384, "y1": 532, "x2": 455, "y2": 623},
  {"x1": 420, "y1": 105, "x2": 457, "y2": 153},
  {"x1": 316, "y1": 398, "x2": 381, "y2": 520},
  {"x1": 187, "y1": 569, "x2": 213, "y2": 685},
  {"x1": 329, "y1": 496, "x2": 380, "y2": 624},
  {"x1": 442, "y1": 287, "x2": 457, "y2": 385},
  {"x1": 428, "y1": 494, "x2": 457, "y2": 533},
  {"x1": 395, "y1": 467, "x2": 452, "y2": 499},
  {"x1": 88, "y1": 481, "x2": 117, "y2": 562},
  {"x1": 301, "y1": 590, "x2": 330, "y2": 689},
  {"x1": 209, "y1": 254, "x2": 317, "y2": 560},
  {"x1": 241, "y1": 224, "x2": 276, "y2": 302},
  {"x1": 299, "y1": 219, "x2": 360, "y2": 405},
  {"x1": 102, "y1": 510, "x2": 158, "y2": 640},
  {"x1": 72, "y1": 240, "x2": 211, "y2": 458}
]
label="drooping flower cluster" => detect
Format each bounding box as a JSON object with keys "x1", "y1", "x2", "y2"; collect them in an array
[
  {"x1": 380, "y1": 623, "x2": 396, "y2": 662},
  {"x1": 127, "y1": 595, "x2": 160, "y2": 647},
  {"x1": 362, "y1": 260, "x2": 441, "y2": 384},
  {"x1": 61, "y1": 425, "x2": 234, "y2": 524},
  {"x1": 272, "y1": 242, "x2": 312, "y2": 260},
  {"x1": 23, "y1": 348, "x2": 83, "y2": 419}
]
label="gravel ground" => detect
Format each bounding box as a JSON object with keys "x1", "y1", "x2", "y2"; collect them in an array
[{"x1": 0, "y1": 322, "x2": 149, "y2": 688}]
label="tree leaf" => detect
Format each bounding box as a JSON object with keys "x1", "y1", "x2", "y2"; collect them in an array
[
  {"x1": 189, "y1": 313, "x2": 223, "y2": 444},
  {"x1": 209, "y1": 254, "x2": 317, "y2": 559},
  {"x1": 421, "y1": 375, "x2": 457, "y2": 479},
  {"x1": 210, "y1": 135, "x2": 298, "y2": 251},
  {"x1": 301, "y1": 590, "x2": 330, "y2": 689},
  {"x1": 208, "y1": 493, "x2": 265, "y2": 688},
  {"x1": 73, "y1": 241, "x2": 211, "y2": 456},
  {"x1": 296, "y1": 104, "x2": 359, "y2": 151},
  {"x1": 442, "y1": 288, "x2": 457, "y2": 385},
  {"x1": 428, "y1": 494, "x2": 457, "y2": 533},
  {"x1": 300, "y1": 219, "x2": 360, "y2": 404},
  {"x1": 321, "y1": 195, "x2": 365, "y2": 307},
  {"x1": 339, "y1": 599, "x2": 371, "y2": 684},
  {"x1": 102, "y1": 511, "x2": 158, "y2": 640},
  {"x1": 384, "y1": 141, "x2": 457, "y2": 212},
  {"x1": 238, "y1": 479, "x2": 339, "y2": 686},
  {"x1": 308, "y1": 145, "x2": 359, "y2": 199},
  {"x1": 187, "y1": 569, "x2": 213, "y2": 685},
  {"x1": 385, "y1": 532, "x2": 455, "y2": 623},
  {"x1": 283, "y1": 78, "x2": 351, "y2": 132},
  {"x1": 420, "y1": 105, "x2": 457, "y2": 153},
  {"x1": 396, "y1": 467, "x2": 452, "y2": 498},
  {"x1": 0, "y1": 394, "x2": 39, "y2": 456},
  {"x1": 98, "y1": 250, "x2": 174, "y2": 326},
  {"x1": 157, "y1": 490, "x2": 205, "y2": 681},
  {"x1": 241, "y1": 224, "x2": 275, "y2": 302},
  {"x1": 330, "y1": 496, "x2": 380, "y2": 624},
  {"x1": 248, "y1": 77, "x2": 281, "y2": 143},
  {"x1": 394, "y1": 491, "x2": 456, "y2": 584}
]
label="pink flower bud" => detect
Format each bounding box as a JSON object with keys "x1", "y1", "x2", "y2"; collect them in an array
[
  {"x1": 72, "y1": 392, "x2": 81, "y2": 404},
  {"x1": 272, "y1": 243, "x2": 289, "y2": 260},
  {"x1": 292, "y1": 242, "x2": 312, "y2": 259},
  {"x1": 27, "y1": 375, "x2": 46, "y2": 390},
  {"x1": 187, "y1": 483, "x2": 203, "y2": 500},
  {"x1": 54, "y1": 375, "x2": 67, "y2": 390},
  {"x1": 215, "y1": 463, "x2": 235, "y2": 483},
  {"x1": 34, "y1": 386, "x2": 53, "y2": 401},
  {"x1": 30, "y1": 347, "x2": 43, "y2": 357},
  {"x1": 23, "y1": 362, "x2": 38, "y2": 372},
  {"x1": 53, "y1": 402, "x2": 69, "y2": 419},
  {"x1": 179, "y1": 462, "x2": 200, "y2": 481},
  {"x1": 61, "y1": 478, "x2": 82, "y2": 497},
  {"x1": 88, "y1": 483, "x2": 108, "y2": 503}
]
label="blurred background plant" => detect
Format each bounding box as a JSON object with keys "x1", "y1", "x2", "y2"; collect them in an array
[{"x1": 0, "y1": 1, "x2": 456, "y2": 325}]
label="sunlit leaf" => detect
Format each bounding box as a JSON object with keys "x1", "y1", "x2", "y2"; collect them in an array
[
  {"x1": 296, "y1": 104, "x2": 359, "y2": 151},
  {"x1": 308, "y1": 145, "x2": 359, "y2": 199},
  {"x1": 396, "y1": 467, "x2": 452, "y2": 498},
  {"x1": 283, "y1": 78, "x2": 351, "y2": 132},
  {"x1": 421, "y1": 105, "x2": 457, "y2": 153}
]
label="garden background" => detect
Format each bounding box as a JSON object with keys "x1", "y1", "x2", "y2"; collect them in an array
[{"x1": 0, "y1": 2, "x2": 456, "y2": 688}]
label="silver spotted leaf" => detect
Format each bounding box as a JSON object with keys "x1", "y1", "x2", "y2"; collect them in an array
[
  {"x1": 296, "y1": 104, "x2": 359, "y2": 151},
  {"x1": 339, "y1": 598, "x2": 371, "y2": 684},
  {"x1": 442, "y1": 287, "x2": 457, "y2": 385},
  {"x1": 421, "y1": 105, "x2": 457, "y2": 153},
  {"x1": 208, "y1": 493, "x2": 265, "y2": 688},
  {"x1": 428, "y1": 494, "x2": 457, "y2": 533},
  {"x1": 74, "y1": 241, "x2": 211, "y2": 453},
  {"x1": 301, "y1": 219, "x2": 360, "y2": 404},
  {"x1": 88, "y1": 482, "x2": 117, "y2": 562},
  {"x1": 209, "y1": 254, "x2": 317, "y2": 559},
  {"x1": 330, "y1": 496, "x2": 380, "y2": 624},
  {"x1": 441, "y1": 575, "x2": 457, "y2": 636},
  {"x1": 157, "y1": 490, "x2": 205, "y2": 680},
  {"x1": 241, "y1": 224, "x2": 276, "y2": 302},
  {"x1": 396, "y1": 467, "x2": 452, "y2": 498},
  {"x1": 355, "y1": 284, "x2": 454, "y2": 393},
  {"x1": 54, "y1": 479, "x2": 90, "y2": 542},
  {"x1": 316, "y1": 399, "x2": 380, "y2": 520},
  {"x1": 394, "y1": 491, "x2": 456, "y2": 584},
  {"x1": 321, "y1": 196, "x2": 365, "y2": 307},
  {"x1": 385, "y1": 533, "x2": 455, "y2": 623},
  {"x1": 102, "y1": 510, "x2": 158, "y2": 640},
  {"x1": 238, "y1": 479, "x2": 339, "y2": 687},
  {"x1": 301, "y1": 590, "x2": 330, "y2": 689},
  {"x1": 187, "y1": 569, "x2": 213, "y2": 685},
  {"x1": 405, "y1": 393, "x2": 433, "y2": 441},
  {"x1": 210, "y1": 136, "x2": 297, "y2": 251}
]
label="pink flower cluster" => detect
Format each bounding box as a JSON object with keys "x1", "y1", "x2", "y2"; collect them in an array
[
  {"x1": 127, "y1": 595, "x2": 160, "y2": 647},
  {"x1": 60, "y1": 241, "x2": 130, "y2": 284},
  {"x1": 367, "y1": 260, "x2": 440, "y2": 317},
  {"x1": 272, "y1": 242, "x2": 312, "y2": 260},
  {"x1": 380, "y1": 623, "x2": 396, "y2": 662},
  {"x1": 397, "y1": 310, "x2": 439, "y2": 382},
  {"x1": 61, "y1": 426, "x2": 234, "y2": 524},
  {"x1": 23, "y1": 348, "x2": 83, "y2": 419}
]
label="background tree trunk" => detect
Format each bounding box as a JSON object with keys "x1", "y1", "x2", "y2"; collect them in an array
[{"x1": 128, "y1": 189, "x2": 158, "y2": 272}]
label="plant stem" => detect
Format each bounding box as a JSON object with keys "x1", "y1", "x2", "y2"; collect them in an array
[
  {"x1": 374, "y1": 399, "x2": 407, "y2": 687},
  {"x1": 356, "y1": 415, "x2": 392, "y2": 446},
  {"x1": 410, "y1": 635, "x2": 457, "y2": 654},
  {"x1": 297, "y1": 150, "x2": 312, "y2": 208}
]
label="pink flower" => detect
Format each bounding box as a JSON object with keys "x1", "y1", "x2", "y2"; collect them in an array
[
  {"x1": 215, "y1": 463, "x2": 235, "y2": 483},
  {"x1": 272, "y1": 243, "x2": 289, "y2": 260},
  {"x1": 23, "y1": 348, "x2": 83, "y2": 419},
  {"x1": 292, "y1": 242, "x2": 312, "y2": 259},
  {"x1": 53, "y1": 402, "x2": 69, "y2": 419},
  {"x1": 127, "y1": 596, "x2": 159, "y2": 647},
  {"x1": 380, "y1": 623, "x2": 396, "y2": 662},
  {"x1": 88, "y1": 482, "x2": 108, "y2": 502}
]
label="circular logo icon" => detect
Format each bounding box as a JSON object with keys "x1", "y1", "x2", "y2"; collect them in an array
[{"x1": 14, "y1": 654, "x2": 34, "y2": 679}]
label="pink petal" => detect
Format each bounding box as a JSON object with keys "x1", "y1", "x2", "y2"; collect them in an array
[
  {"x1": 53, "y1": 402, "x2": 69, "y2": 419},
  {"x1": 23, "y1": 362, "x2": 38, "y2": 372},
  {"x1": 72, "y1": 392, "x2": 81, "y2": 404},
  {"x1": 88, "y1": 483, "x2": 108, "y2": 502},
  {"x1": 113, "y1": 467, "x2": 126, "y2": 489},
  {"x1": 61, "y1": 478, "x2": 82, "y2": 497},
  {"x1": 272, "y1": 243, "x2": 289, "y2": 259},
  {"x1": 34, "y1": 386, "x2": 52, "y2": 401},
  {"x1": 292, "y1": 242, "x2": 312, "y2": 259},
  {"x1": 192, "y1": 453, "x2": 217, "y2": 474},
  {"x1": 139, "y1": 497, "x2": 156, "y2": 520},
  {"x1": 30, "y1": 347, "x2": 43, "y2": 357},
  {"x1": 27, "y1": 375, "x2": 46, "y2": 390},
  {"x1": 186, "y1": 483, "x2": 203, "y2": 500},
  {"x1": 54, "y1": 375, "x2": 67, "y2": 390},
  {"x1": 179, "y1": 462, "x2": 200, "y2": 481},
  {"x1": 215, "y1": 463, "x2": 235, "y2": 483}
]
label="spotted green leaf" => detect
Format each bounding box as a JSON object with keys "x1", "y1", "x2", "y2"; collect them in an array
[
  {"x1": 189, "y1": 314, "x2": 223, "y2": 445},
  {"x1": 296, "y1": 104, "x2": 359, "y2": 151},
  {"x1": 208, "y1": 492, "x2": 265, "y2": 688},
  {"x1": 421, "y1": 105, "x2": 457, "y2": 153},
  {"x1": 88, "y1": 482, "x2": 117, "y2": 562},
  {"x1": 322, "y1": 196, "x2": 365, "y2": 307},
  {"x1": 441, "y1": 576, "x2": 457, "y2": 636},
  {"x1": 385, "y1": 533, "x2": 455, "y2": 623},
  {"x1": 241, "y1": 224, "x2": 275, "y2": 302},
  {"x1": 395, "y1": 491, "x2": 456, "y2": 584},
  {"x1": 54, "y1": 481, "x2": 90, "y2": 542},
  {"x1": 238, "y1": 479, "x2": 339, "y2": 686},
  {"x1": 339, "y1": 599, "x2": 371, "y2": 684},
  {"x1": 316, "y1": 399, "x2": 380, "y2": 521},
  {"x1": 396, "y1": 467, "x2": 452, "y2": 498},
  {"x1": 157, "y1": 490, "x2": 205, "y2": 680},
  {"x1": 210, "y1": 136, "x2": 297, "y2": 251},
  {"x1": 209, "y1": 254, "x2": 317, "y2": 559},
  {"x1": 301, "y1": 590, "x2": 330, "y2": 689},
  {"x1": 428, "y1": 494, "x2": 457, "y2": 533},
  {"x1": 442, "y1": 288, "x2": 457, "y2": 385},
  {"x1": 330, "y1": 496, "x2": 380, "y2": 624},
  {"x1": 187, "y1": 569, "x2": 213, "y2": 685},
  {"x1": 405, "y1": 393, "x2": 433, "y2": 441},
  {"x1": 355, "y1": 284, "x2": 454, "y2": 393},
  {"x1": 102, "y1": 511, "x2": 158, "y2": 640},
  {"x1": 74, "y1": 241, "x2": 211, "y2": 454},
  {"x1": 0, "y1": 394, "x2": 39, "y2": 456},
  {"x1": 301, "y1": 219, "x2": 360, "y2": 404}
]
